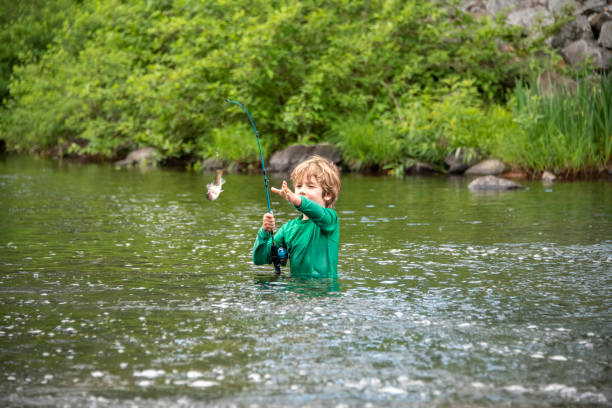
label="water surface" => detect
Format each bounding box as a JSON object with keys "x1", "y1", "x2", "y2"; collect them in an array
[{"x1": 1, "y1": 156, "x2": 610, "y2": 407}]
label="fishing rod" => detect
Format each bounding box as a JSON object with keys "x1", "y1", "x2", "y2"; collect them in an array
[{"x1": 225, "y1": 99, "x2": 286, "y2": 275}]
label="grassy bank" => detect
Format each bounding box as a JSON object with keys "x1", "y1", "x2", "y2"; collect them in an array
[{"x1": 493, "y1": 74, "x2": 612, "y2": 177}]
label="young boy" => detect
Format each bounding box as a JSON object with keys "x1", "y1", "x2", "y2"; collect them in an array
[{"x1": 252, "y1": 155, "x2": 341, "y2": 279}]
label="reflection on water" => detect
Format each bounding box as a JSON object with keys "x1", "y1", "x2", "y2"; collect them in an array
[{"x1": 0, "y1": 156, "x2": 611, "y2": 407}]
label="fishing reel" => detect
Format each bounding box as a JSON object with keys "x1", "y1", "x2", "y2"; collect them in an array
[
  {"x1": 271, "y1": 243, "x2": 288, "y2": 275},
  {"x1": 277, "y1": 246, "x2": 288, "y2": 266}
]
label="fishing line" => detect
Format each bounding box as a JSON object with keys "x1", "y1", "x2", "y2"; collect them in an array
[
  {"x1": 225, "y1": 99, "x2": 286, "y2": 274},
  {"x1": 225, "y1": 99, "x2": 272, "y2": 213}
]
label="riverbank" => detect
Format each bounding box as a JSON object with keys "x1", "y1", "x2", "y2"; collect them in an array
[{"x1": 4, "y1": 146, "x2": 610, "y2": 183}]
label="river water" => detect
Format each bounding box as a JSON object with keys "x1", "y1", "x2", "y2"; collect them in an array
[{"x1": 0, "y1": 156, "x2": 610, "y2": 407}]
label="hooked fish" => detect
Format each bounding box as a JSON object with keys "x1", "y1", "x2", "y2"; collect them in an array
[{"x1": 206, "y1": 169, "x2": 226, "y2": 201}]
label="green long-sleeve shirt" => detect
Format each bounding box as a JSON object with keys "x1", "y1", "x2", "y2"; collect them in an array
[{"x1": 252, "y1": 197, "x2": 339, "y2": 279}]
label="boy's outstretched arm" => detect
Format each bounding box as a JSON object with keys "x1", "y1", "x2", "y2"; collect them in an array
[
  {"x1": 271, "y1": 181, "x2": 301, "y2": 207},
  {"x1": 271, "y1": 180, "x2": 336, "y2": 232}
]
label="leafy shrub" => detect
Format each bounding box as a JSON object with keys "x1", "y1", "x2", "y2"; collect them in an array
[{"x1": 397, "y1": 78, "x2": 516, "y2": 166}]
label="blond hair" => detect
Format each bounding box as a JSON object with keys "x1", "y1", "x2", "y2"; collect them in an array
[{"x1": 290, "y1": 155, "x2": 341, "y2": 208}]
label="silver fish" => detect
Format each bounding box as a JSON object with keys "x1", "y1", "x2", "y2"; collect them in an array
[{"x1": 206, "y1": 169, "x2": 226, "y2": 200}]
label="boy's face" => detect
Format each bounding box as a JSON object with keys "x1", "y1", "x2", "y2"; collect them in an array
[{"x1": 294, "y1": 176, "x2": 331, "y2": 208}]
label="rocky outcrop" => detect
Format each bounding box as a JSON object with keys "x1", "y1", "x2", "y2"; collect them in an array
[
  {"x1": 465, "y1": 158, "x2": 508, "y2": 175},
  {"x1": 468, "y1": 175, "x2": 525, "y2": 190},
  {"x1": 464, "y1": 0, "x2": 612, "y2": 72},
  {"x1": 268, "y1": 143, "x2": 342, "y2": 173},
  {"x1": 115, "y1": 147, "x2": 160, "y2": 167}
]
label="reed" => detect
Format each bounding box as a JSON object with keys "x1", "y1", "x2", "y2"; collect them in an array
[{"x1": 499, "y1": 73, "x2": 612, "y2": 176}]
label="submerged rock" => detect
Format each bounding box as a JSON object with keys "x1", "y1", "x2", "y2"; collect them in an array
[
  {"x1": 465, "y1": 159, "x2": 508, "y2": 175},
  {"x1": 115, "y1": 147, "x2": 160, "y2": 167},
  {"x1": 468, "y1": 175, "x2": 525, "y2": 191}
]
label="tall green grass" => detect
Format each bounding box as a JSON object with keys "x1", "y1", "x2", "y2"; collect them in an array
[
  {"x1": 497, "y1": 74, "x2": 612, "y2": 175},
  {"x1": 328, "y1": 113, "x2": 401, "y2": 171}
]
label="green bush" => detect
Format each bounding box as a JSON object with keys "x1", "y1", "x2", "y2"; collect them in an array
[{"x1": 393, "y1": 78, "x2": 516, "y2": 166}]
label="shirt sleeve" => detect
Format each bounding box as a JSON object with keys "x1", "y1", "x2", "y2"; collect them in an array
[
  {"x1": 252, "y1": 226, "x2": 287, "y2": 265},
  {"x1": 252, "y1": 227, "x2": 272, "y2": 265},
  {"x1": 295, "y1": 197, "x2": 338, "y2": 233}
]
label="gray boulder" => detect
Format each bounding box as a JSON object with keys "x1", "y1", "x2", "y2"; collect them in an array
[
  {"x1": 445, "y1": 148, "x2": 481, "y2": 174},
  {"x1": 551, "y1": 15, "x2": 593, "y2": 49},
  {"x1": 589, "y1": 11, "x2": 612, "y2": 36},
  {"x1": 548, "y1": 0, "x2": 576, "y2": 16},
  {"x1": 562, "y1": 39, "x2": 611, "y2": 69},
  {"x1": 115, "y1": 147, "x2": 160, "y2": 167},
  {"x1": 468, "y1": 175, "x2": 525, "y2": 191},
  {"x1": 598, "y1": 21, "x2": 612, "y2": 49},
  {"x1": 486, "y1": 0, "x2": 533, "y2": 18},
  {"x1": 465, "y1": 159, "x2": 508, "y2": 175},
  {"x1": 508, "y1": 7, "x2": 553, "y2": 28},
  {"x1": 580, "y1": 0, "x2": 607, "y2": 15},
  {"x1": 268, "y1": 143, "x2": 342, "y2": 173}
]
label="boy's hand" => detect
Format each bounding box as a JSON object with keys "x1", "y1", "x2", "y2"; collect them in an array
[
  {"x1": 262, "y1": 212, "x2": 275, "y2": 232},
  {"x1": 271, "y1": 180, "x2": 302, "y2": 207}
]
